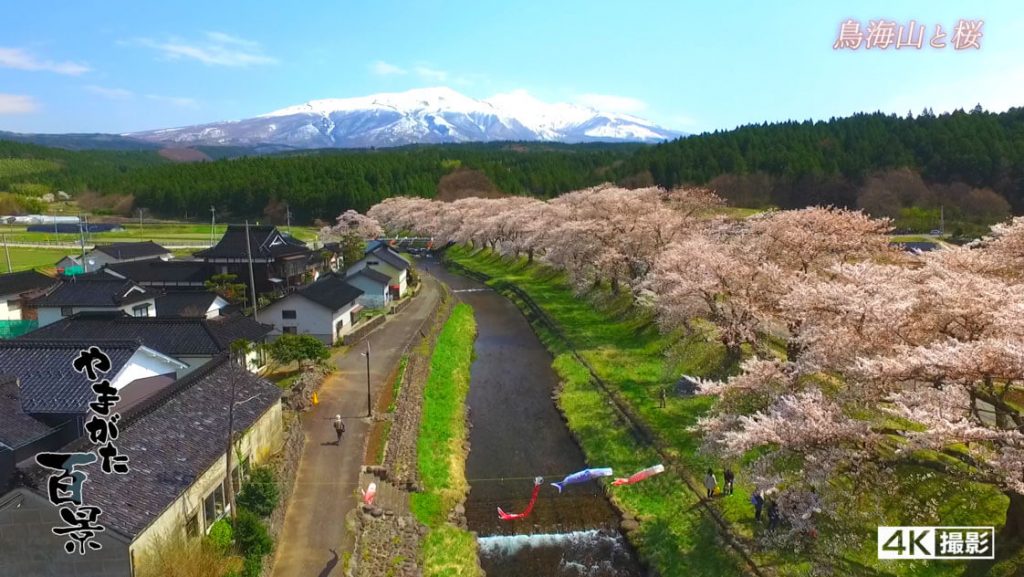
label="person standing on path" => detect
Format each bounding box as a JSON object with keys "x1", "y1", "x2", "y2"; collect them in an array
[
  {"x1": 703, "y1": 468, "x2": 717, "y2": 498},
  {"x1": 723, "y1": 467, "x2": 735, "y2": 495},
  {"x1": 751, "y1": 489, "x2": 765, "y2": 522},
  {"x1": 332, "y1": 414, "x2": 345, "y2": 444}
]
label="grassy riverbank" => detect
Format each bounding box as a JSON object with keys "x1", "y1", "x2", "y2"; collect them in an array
[
  {"x1": 445, "y1": 245, "x2": 1011, "y2": 577},
  {"x1": 410, "y1": 302, "x2": 482, "y2": 577}
]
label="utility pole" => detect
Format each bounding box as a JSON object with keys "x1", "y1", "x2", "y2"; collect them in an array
[
  {"x1": 224, "y1": 350, "x2": 240, "y2": 524},
  {"x1": 361, "y1": 341, "x2": 372, "y2": 417},
  {"x1": 79, "y1": 215, "x2": 87, "y2": 273},
  {"x1": 137, "y1": 208, "x2": 144, "y2": 233},
  {"x1": 245, "y1": 221, "x2": 259, "y2": 322},
  {"x1": 3, "y1": 234, "x2": 11, "y2": 273},
  {"x1": 940, "y1": 205, "x2": 945, "y2": 235},
  {"x1": 210, "y1": 206, "x2": 216, "y2": 246}
]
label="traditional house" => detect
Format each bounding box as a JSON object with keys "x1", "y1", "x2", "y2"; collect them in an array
[
  {"x1": 88, "y1": 241, "x2": 172, "y2": 266},
  {"x1": 28, "y1": 273, "x2": 156, "y2": 327},
  {"x1": 23, "y1": 312, "x2": 272, "y2": 375},
  {"x1": 346, "y1": 245, "x2": 410, "y2": 299},
  {"x1": 261, "y1": 273, "x2": 364, "y2": 345},
  {"x1": 155, "y1": 291, "x2": 230, "y2": 318},
  {"x1": 194, "y1": 225, "x2": 315, "y2": 295},
  {"x1": 0, "y1": 356, "x2": 283, "y2": 577},
  {"x1": 104, "y1": 259, "x2": 216, "y2": 290},
  {"x1": 0, "y1": 339, "x2": 191, "y2": 489},
  {"x1": 345, "y1": 267, "x2": 392, "y2": 309},
  {"x1": 0, "y1": 270, "x2": 57, "y2": 321}
]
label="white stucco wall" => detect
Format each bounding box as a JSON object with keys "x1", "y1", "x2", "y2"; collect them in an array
[
  {"x1": 109, "y1": 348, "x2": 188, "y2": 389},
  {"x1": 346, "y1": 275, "x2": 389, "y2": 309},
  {"x1": 262, "y1": 294, "x2": 333, "y2": 343},
  {"x1": 0, "y1": 296, "x2": 15, "y2": 321}
]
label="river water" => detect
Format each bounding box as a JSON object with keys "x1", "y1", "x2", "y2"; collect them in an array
[{"x1": 425, "y1": 257, "x2": 644, "y2": 577}]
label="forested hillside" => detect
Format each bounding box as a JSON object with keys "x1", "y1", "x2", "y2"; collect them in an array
[
  {"x1": 0, "y1": 141, "x2": 630, "y2": 222},
  {"x1": 625, "y1": 107, "x2": 1024, "y2": 234},
  {"x1": 2, "y1": 107, "x2": 1024, "y2": 233}
]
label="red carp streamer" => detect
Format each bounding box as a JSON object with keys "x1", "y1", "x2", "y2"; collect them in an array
[
  {"x1": 611, "y1": 464, "x2": 665, "y2": 486},
  {"x1": 498, "y1": 477, "x2": 543, "y2": 520}
]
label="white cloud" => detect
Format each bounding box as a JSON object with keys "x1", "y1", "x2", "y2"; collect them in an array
[
  {"x1": 371, "y1": 60, "x2": 406, "y2": 75},
  {"x1": 0, "y1": 93, "x2": 39, "y2": 115},
  {"x1": 575, "y1": 93, "x2": 648, "y2": 114},
  {"x1": 146, "y1": 94, "x2": 199, "y2": 108},
  {"x1": 135, "y1": 32, "x2": 276, "y2": 67},
  {"x1": 414, "y1": 66, "x2": 448, "y2": 82},
  {"x1": 85, "y1": 85, "x2": 134, "y2": 100},
  {"x1": 0, "y1": 47, "x2": 90, "y2": 75}
]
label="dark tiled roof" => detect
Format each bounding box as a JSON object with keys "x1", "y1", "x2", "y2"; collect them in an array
[
  {"x1": 0, "y1": 340, "x2": 138, "y2": 414},
  {"x1": 0, "y1": 270, "x2": 57, "y2": 298},
  {"x1": 105, "y1": 260, "x2": 215, "y2": 284},
  {"x1": 370, "y1": 246, "x2": 410, "y2": 271},
  {"x1": 350, "y1": 267, "x2": 391, "y2": 286},
  {"x1": 155, "y1": 291, "x2": 222, "y2": 317},
  {"x1": 0, "y1": 375, "x2": 53, "y2": 449},
  {"x1": 194, "y1": 225, "x2": 309, "y2": 260},
  {"x1": 204, "y1": 314, "x2": 274, "y2": 347},
  {"x1": 363, "y1": 240, "x2": 386, "y2": 254},
  {"x1": 93, "y1": 241, "x2": 169, "y2": 260},
  {"x1": 19, "y1": 356, "x2": 282, "y2": 538},
  {"x1": 294, "y1": 273, "x2": 363, "y2": 311},
  {"x1": 30, "y1": 274, "x2": 152, "y2": 307},
  {"x1": 23, "y1": 314, "x2": 229, "y2": 356}
]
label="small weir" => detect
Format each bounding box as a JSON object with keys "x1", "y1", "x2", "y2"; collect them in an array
[{"x1": 427, "y1": 258, "x2": 644, "y2": 577}]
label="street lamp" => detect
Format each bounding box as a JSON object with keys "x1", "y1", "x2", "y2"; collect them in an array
[{"x1": 360, "y1": 341, "x2": 371, "y2": 417}]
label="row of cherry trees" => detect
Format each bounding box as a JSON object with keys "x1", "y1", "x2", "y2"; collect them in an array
[{"x1": 364, "y1": 186, "x2": 1024, "y2": 562}]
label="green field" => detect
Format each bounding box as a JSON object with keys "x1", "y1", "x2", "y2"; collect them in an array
[
  {"x1": 0, "y1": 222, "x2": 319, "y2": 245},
  {"x1": 0, "y1": 247, "x2": 71, "y2": 273}
]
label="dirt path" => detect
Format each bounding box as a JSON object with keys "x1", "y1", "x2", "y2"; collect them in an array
[{"x1": 270, "y1": 275, "x2": 441, "y2": 577}]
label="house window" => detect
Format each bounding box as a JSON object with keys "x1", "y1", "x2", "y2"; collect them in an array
[
  {"x1": 231, "y1": 457, "x2": 251, "y2": 494},
  {"x1": 60, "y1": 306, "x2": 74, "y2": 316},
  {"x1": 282, "y1": 310, "x2": 297, "y2": 319},
  {"x1": 185, "y1": 512, "x2": 199, "y2": 538},
  {"x1": 132, "y1": 304, "x2": 151, "y2": 317},
  {"x1": 203, "y1": 483, "x2": 227, "y2": 530},
  {"x1": 367, "y1": 260, "x2": 380, "y2": 266},
  {"x1": 6, "y1": 299, "x2": 19, "y2": 311},
  {"x1": 283, "y1": 326, "x2": 297, "y2": 335}
]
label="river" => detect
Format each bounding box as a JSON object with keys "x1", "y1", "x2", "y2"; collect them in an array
[{"x1": 424, "y1": 257, "x2": 645, "y2": 577}]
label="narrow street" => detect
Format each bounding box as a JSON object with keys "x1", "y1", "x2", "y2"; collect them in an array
[{"x1": 270, "y1": 275, "x2": 441, "y2": 577}]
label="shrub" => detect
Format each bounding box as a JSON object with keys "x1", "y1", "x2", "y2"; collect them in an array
[
  {"x1": 206, "y1": 518, "x2": 234, "y2": 553},
  {"x1": 136, "y1": 532, "x2": 242, "y2": 577},
  {"x1": 233, "y1": 508, "x2": 273, "y2": 557},
  {"x1": 236, "y1": 466, "x2": 279, "y2": 517},
  {"x1": 241, "y1": 554, "x2": 263, "y2": 577}
]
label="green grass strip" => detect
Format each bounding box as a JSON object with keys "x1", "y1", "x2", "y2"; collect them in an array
[{"x1": 409, "y1": 302, "x2": 482, "y2": 577}]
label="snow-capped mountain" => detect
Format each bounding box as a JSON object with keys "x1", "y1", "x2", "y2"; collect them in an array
[{"x1": 127, "y1": 87, "x2": 682, "y2": 148}]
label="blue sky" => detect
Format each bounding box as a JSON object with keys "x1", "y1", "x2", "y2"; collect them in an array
[{"x1": 1, "y1": 0, "x2": 1022, "y2": 135}]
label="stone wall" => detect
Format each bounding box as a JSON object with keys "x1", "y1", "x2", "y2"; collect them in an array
[
  {"x1": 382, "y1": 286, "x2": 453, "y2": 490},
  {"x1": 260, "y1": 416, "x2": 305, "y2": 577},
  {"x1": 342, "y1": 315, "x2": 386, "y2": 346},
  {"x1": 282, "y1": 364, "x2": 330, "y2": 412}
]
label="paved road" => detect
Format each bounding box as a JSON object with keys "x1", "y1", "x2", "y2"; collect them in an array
[{"x1": 270, "y1": 274, "x2": 441, "y2": 577}]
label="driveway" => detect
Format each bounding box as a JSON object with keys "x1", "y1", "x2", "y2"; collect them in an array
[{"x1": 271, "y1": 274, "x2": 441, "y2": 577}]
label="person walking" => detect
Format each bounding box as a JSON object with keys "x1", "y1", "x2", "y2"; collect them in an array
[
  {"x1": 703, "y1": 468, "x2": 717, "y2": 498},
  {"x1": 332, "y1": 414, "x2": 345, "y2": 444},
  {"x1": 767, "y1": 499, "x2": 780, "y2": 530},
  {"x1": 751, "y1": 489, "x2": 765, "y2": 522},
  {"x1": 723, "y1": 467, "x2": 735, "y2": 495}
]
